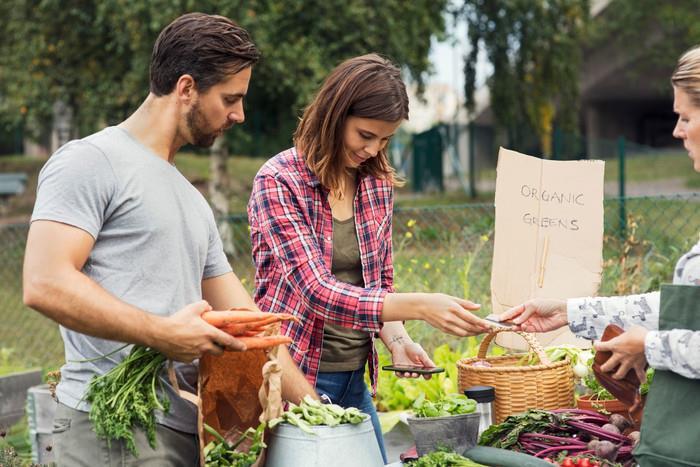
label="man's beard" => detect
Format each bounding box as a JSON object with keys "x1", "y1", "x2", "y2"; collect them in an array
[{"x1": 186, "y1": 101, "x2": 221, "y2": 148}]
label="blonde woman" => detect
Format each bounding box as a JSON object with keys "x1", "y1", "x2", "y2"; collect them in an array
[{"x1": 501, "y1": 46, "x2": 700, "y2": 467}]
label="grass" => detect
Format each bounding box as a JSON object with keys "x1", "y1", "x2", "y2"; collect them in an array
[
  {"x1": 3, "y1": 149, "x2": 698, "y2": 217},
  {"x1": 1, "y1": 150, "x2": 698, "y2": 378},
  {"x1": 476, "y1": 150, "x2": 697, "y2": 187},
  {"x1": 0, "y1": 152, "x2": 269, "y2": 218},
  {"x1": 604, "y1": 150, "x2": 692, "y2": 183},
  {"x1": 0, "y1": 417, "x2": 33, "y2": 465},
  {"x1": 2, "y1": 195, "x2": 698, "y2": 370}
]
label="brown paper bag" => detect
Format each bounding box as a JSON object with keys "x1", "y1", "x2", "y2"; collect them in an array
[
  {"x1": 165, "y1": 335, "x2": 284, "y2": 465},
  {"x1": 195, "y1": 340, "x2": 284, "y2": 466}
]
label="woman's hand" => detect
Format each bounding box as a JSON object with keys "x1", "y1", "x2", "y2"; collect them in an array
[
  {"x1": 499, "y1": 298, "x2": 568, "y2": 333},
  {"x1": 422, "y1": 293, "x2": 491, "y2": 336},
  {"x1": 594, "y1": 325, "x2": 648, "y2": 382},
  {"x1": 390, "y1": 341, "x2": 435, "y2": 380}
]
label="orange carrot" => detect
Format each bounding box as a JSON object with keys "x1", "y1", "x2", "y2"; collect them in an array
[
  {"x1": 238, "y1": 335, "x2": 293, "y2": 350},
  {"x1": 204, "y1": 310, "x2": 300, "y2": 330},
  {"x1": 221, "y1": 322, "x2": 271, "y2": 336},
  {"x1": 201, "y1": 310, "x2": 274, "y2": 327}
]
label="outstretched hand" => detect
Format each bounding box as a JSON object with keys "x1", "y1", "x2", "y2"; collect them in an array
[
  {"x1": 422, "y1": 293, "x2": 491, "y2": 337},
  {"x1": 499, "y1": 298, "x2": 568, "y2": 333}
]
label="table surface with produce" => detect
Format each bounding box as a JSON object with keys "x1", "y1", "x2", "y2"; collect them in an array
[
  {"x1": 379, "y1": 333, "x2": 649, "y2": 467},
  {"x1": 7, "y1": 324, "x2": 653, "y2": 466}
]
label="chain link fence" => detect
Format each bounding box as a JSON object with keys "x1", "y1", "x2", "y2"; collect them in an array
[
  {"x1": 436, "y1": 124, "x2": 691, "y2": 200},
  {"x1": 3, "y1": 193, "x2": 699, "y2": 369}
]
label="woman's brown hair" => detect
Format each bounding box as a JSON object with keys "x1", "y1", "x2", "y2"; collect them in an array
[{"x1": 294, "y1": 54, "x2": 409, "y2": 192}]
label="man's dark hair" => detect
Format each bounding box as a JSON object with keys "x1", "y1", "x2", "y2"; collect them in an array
[{"x1": 150, "y1": 12, "x2": 260, "y2": 96}]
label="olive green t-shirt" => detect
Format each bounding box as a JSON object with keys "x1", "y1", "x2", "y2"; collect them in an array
[{"x1": 319, "y1": 216, "x2": 372, "y2": 372}]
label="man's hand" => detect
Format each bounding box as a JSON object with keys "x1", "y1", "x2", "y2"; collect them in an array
[
  {"x1": 150, "y1": 300, "x2": 246, "y2": 362},
  {"x1": 594, "y1": 325, "x2": 648, "y2": 382},
  {"x1": 390, "y1": 341, "x2": 435, "y2": 380},
  {"x1": 500, "y1": 299, "x2": 568, "y2": 333}
]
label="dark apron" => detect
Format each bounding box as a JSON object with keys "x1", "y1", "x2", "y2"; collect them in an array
[{"x1": 634, "y1": 284, "x2": 700, "y2": 466}]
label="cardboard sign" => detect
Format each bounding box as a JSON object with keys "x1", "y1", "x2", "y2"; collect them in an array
[{"x1": 490, "y1": 147, "x2": 604, "y2": 348}]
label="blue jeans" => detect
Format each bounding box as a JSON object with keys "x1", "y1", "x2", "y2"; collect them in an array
[{"x1": 315, "y1": 368, "x2": 387, "y2": 464}]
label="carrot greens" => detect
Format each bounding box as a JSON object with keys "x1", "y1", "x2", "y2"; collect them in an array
[{"x1": 85, "y1": 346, "x2": 168, "y2": 456}]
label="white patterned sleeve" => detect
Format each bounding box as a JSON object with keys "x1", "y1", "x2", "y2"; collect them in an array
[
  {"x1": 645, "y1": 330, "x2": 700, "y2": 379},
  {"x1": 566, "y1": 291, "x2": 660, "y2": 341}
]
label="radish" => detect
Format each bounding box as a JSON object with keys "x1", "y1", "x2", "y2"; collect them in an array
[
  {"x1": 601, "y1": 423, "x2": 621, "y2": 435},
  {"x1": 594, "y1": 440, "x2": 619, "y2": 461},
  {"x1": 608, "y1": 413, "x2": 631, "y2": 432}
]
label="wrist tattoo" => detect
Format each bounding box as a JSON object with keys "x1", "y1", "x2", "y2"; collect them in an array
[{"x1": 389, "y1": 336, "x2": 406, "y2": 348}]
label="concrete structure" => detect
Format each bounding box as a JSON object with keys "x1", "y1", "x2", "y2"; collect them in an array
[
  {"x1": 469, "y1": 0, "x2": 684, "y2": 161},
  {"x1": 580, "y1": 1, "x2": 679, "y2": 158}
]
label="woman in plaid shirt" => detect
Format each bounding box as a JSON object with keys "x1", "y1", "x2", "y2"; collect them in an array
[{"x1": 248, "y1": 54, "x2": 491, "y2": 461}]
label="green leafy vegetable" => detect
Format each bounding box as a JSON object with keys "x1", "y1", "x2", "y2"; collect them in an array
[
  {"x1": 640, "y1": 368, "x2": 655, "y2": 396},
  {"x1": 268, "y1": 395, "x2": 367, "y2": 434},
  {"x1": 84, "y1": 345, "x2": 169, "y2": 456},
  {"x1": 478, "y1": 409, "x2": 562, "y2": 449},
  {"x1": 407, "y1": 447, "x2": 487, "y2": 466},
  {"x1": 413, "y1": 393, "x2": 477, "y2": 418},
  {"x1": 203, "y1": 422, "x2": 266, "y2": 467}
]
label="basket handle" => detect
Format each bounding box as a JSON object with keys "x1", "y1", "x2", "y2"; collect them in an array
[{"x1": 477, "y1": 328, "x2": 551, "y2": 365}]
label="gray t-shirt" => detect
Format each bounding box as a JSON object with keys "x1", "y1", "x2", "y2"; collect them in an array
[{"x1": 31, "y1": 126, "x2": 232, "y2": 433}]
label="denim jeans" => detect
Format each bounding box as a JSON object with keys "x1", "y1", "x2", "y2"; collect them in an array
[{"x1": 315, "y1": 368, "x2": 387, "y2": 464}]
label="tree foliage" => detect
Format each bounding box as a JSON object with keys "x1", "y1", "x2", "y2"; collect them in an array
[
  {"x1": 0, "y1": 0, "x2": 446, "y2": 155},
  {"x1": 456, "y1": 0, "x2": 590, "y2": 156}
]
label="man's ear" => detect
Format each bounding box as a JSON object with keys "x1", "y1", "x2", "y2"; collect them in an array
[{"x1": 175, "y1": 74, "x2": 197, "y2": 103}]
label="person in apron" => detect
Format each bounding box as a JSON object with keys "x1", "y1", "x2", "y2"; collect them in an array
[{"x1": 500, "y1": 45, "x2": 700, "y2": 466}]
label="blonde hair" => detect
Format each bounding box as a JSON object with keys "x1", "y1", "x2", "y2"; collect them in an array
[
  {"x1": 294, "y1": 54, "x2": 408, "y2": 193},
  {"x1": 672, "y1": 45, "x2": 700, "y2": 107}
]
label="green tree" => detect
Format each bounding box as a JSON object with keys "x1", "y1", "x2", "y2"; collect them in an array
[
  {"x1": 0, "y1": 0, "x2": 446, "y2": 156},
  {"x1": 456, "y1": 0, "x2": 590, "y2": 156}
]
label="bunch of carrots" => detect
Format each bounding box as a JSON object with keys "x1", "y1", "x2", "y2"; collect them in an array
[
  {"x1": 202, "y1": 307, "x2": 298, "y2": 349},
  {"x1": 86, "y1": 307, "x2": 297, "y2": 455}
]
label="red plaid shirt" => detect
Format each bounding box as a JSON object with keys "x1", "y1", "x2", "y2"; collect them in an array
[{"x1": 247, "y1": 147, "x2": 395, "y2": 394}]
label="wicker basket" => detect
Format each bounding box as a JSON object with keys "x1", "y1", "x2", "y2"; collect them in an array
[{"x1": 457, "y1": 329, "x2": 574, "y2": 423}]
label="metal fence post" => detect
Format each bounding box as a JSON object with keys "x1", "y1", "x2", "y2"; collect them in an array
[
  {"x1": 618, "y1": 136, "x2": 626, "y2": 238},
  {"x1": 468, "y1": 122, "x2": 476, "y2": 199},
  {"x1": 552, "y1": 126, "x2": 561, "y2": 160}
]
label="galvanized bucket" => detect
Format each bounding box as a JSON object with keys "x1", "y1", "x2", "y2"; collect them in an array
[
  {"x1": 265, "y1": 418, "x2": 383, "y2": 467},
  {"x1": 407, "y1": 412, "x2": 480, "y2": 456}
]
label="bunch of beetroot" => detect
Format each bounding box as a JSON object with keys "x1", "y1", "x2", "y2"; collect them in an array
[{"x1": 479, "y1": 408, "x2": 639, "y2": 465}]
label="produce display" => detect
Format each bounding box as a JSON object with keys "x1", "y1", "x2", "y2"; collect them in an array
[
  {"x1": 268, "y1": 395, "x2": 367, "y2": 434},
  {"x1": 479, "y1": 408, "x2": 638, "y2": 465},
  {"x1": 85, "y1": 308, "x2": 298, "y2": 455},
  {"x1": 412, "y1": 393, "x2": 477, "y2": 418},
  {"x1": 203, "y1": 423, "x2": 266, "y2": 467}
]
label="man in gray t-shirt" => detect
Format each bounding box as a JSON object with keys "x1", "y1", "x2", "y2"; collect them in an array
[{"x1": 24, "y1": 13, "x2": 315, "y2": 467}]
